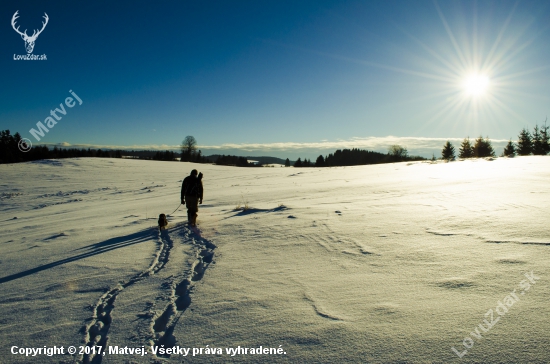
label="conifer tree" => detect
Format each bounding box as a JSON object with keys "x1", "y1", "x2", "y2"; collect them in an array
[
  {"x1": 473, "y1": 136, "x2": 484, "y2": 157},
  {"x1": 541, "y1": 119, "x2": 550, "y2": 155},
  {"x1": 485, "y1": 136, "x2": 496, "y2": 157},
  {"x1": 473, "y1": 136, "x2": 495, "y2": 158},
  {"x1": 315, "y1": 155, "x2": 325, "y2": 167},
  {"x1": 294, "y1": 158, "x2": 302, "y2": 167},
  {"x1": 517, "y1": 128, "x2": 532, "y2": 155},
  {"x1": 540, "y1": 120, "x2": 550, "y2": 155},
  {"x1": 532, "y1": 125, "x2": 545, "y2": 155},
  {"x1": 458, "y1": 137, "x2": 474, "y2": 158},
  {"x1": 502, "y1": 140, "x2": 516, "y2": 157},
  {"x1": 285, "y1": 158, "x2": 290, "y2": 167},
  {"x1": 441, "y1": 141, "x2": 456, "y2": 161}
]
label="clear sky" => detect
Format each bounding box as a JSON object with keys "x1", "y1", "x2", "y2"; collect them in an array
[{"x1": 2, "y1": 0, "x2": 550, "y2": 158}]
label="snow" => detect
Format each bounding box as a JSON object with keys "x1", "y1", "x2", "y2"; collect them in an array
[{"x1": 0, "y1": 156, "x2": 549, "y2": 363}]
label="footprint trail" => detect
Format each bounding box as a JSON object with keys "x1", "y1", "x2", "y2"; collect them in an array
[
  {"x1": 151, "y1": 229, "x2": 217, "y2": 358},
  {"x1": 81, "y1": 228, "x2": 174, "y2": 364}
]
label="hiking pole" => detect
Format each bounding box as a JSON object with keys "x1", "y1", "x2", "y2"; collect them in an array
[{"x1": 167, "y1": 203, "x2": 182, "y2": 217}]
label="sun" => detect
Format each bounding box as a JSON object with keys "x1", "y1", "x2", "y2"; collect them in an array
[{"x1": 462, "y1": 73, "x2": 490, "y2": 97}]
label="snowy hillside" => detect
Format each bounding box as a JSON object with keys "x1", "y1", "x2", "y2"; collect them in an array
[{"x1": 0, "y1": 157, "x2": 549, "y2": 363}]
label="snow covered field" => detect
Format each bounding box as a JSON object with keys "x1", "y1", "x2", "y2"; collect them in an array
[{"x1": 0, "y1": 156, "x2": 549, "y2": 363}]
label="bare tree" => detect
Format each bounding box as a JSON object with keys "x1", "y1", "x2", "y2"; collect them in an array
[
  {"x1": 181, "y1": 136, "x2": 197, "y2": 162},
  {"x1": 388, "y1": 145, "x2": 408, "y2": 161}
]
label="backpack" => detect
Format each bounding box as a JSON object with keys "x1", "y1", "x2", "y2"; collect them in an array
[{"x1": 185, "y1": 172, "x2": 203, "y2": 197}]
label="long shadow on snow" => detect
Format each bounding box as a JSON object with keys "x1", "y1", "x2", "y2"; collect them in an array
[
  {"x1": 0, "y1": 229, "x2": 154, "y2": 285},
  {"x1": 225, "y1": 205, "x2": 288, "y2": 219}
]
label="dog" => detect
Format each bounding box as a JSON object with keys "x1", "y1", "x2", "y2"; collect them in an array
[{"x1": 158, "y1": 213, "x2": 168, "y2": 231}]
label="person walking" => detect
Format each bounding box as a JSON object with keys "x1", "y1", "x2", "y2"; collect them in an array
[{"x1": 181, "y1": 169, "x2": 203, "y2": 226}]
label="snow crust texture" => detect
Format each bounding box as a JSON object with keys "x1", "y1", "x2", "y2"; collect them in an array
[{"x1": 0, "y1": 157, "x2": 549, "y2": 363}]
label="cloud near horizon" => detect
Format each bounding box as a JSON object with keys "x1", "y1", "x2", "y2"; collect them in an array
[{"x1": 46, "y1": 136, "x2": 511, "y2": 158}]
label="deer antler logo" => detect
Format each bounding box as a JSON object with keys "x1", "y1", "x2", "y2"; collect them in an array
[{"x1": 11, "y1": 10, "x2": 49, "y2": 54}]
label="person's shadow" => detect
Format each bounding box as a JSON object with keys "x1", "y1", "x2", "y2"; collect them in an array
[{"x1": 0, "y1": 229, "x2": 154, "y2": 285}]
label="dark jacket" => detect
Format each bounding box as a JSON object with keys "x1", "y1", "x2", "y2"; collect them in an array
[{"x1": 181, "y1": 175, "x2": 203, "y2": 200}]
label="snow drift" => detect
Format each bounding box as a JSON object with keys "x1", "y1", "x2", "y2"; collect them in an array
[{"x1": 0, "y1": 156, "x2": 549, "y2": 363}]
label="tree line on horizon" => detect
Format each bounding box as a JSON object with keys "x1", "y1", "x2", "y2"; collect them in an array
[
  {"x1": 441, "y1": 122, "x2": 550, "y2": 161},
  {"x1": 292, "y1": 145, "x2": 425, "y2": 168},
  {"x1": 0, "y1": 130, "x2": 130, "y2": 164},
  {"x1": 180, "y1": 135, "x2": 262, "y2": 166},
  {"x1": 4, "y1": 128, "x2": 549, "y2": 166},
  {"x1": 0, "y1": 131, "x2": 200, "y2": 164},
  {"x1": 2, "y1": 130, "x2": 424, "y2": 168},
  {"x1": 0, "y1": 130, "x2": 207, "y2": 164},
  {"x1": 0, "y1": 131, "x2": 267, "y2": 166},
  {"x1": 213, "y1": 155, "x2": 262, "y2": 167}
]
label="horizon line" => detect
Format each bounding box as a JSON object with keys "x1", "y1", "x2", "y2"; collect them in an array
[{"x1": 38, "y1": 135, "x2": 511, "y2": 154}]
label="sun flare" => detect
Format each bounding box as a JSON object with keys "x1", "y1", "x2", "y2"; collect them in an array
[{"x1": 462, "y1": 73, "x2": 490, "y2": 97}]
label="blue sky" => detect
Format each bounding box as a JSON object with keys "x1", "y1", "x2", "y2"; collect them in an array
[{"x1": 2, "y1": 0, "x2": 550, "y2": 158}]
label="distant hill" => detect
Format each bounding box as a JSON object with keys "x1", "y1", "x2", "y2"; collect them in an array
[{"x1": 206, "y1": 155, "x2": 290, "y2": 165}]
